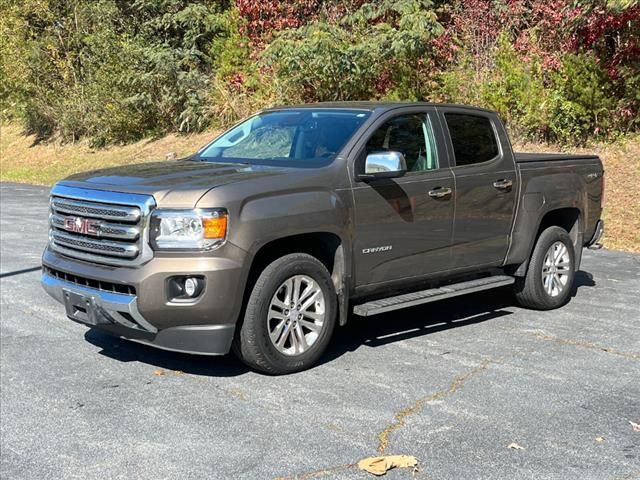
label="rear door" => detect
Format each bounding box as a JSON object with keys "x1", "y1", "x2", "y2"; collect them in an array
[
  {"x1": 438, "y1": 108, "x2": 517, "y2": 268},
  {"x1": 351, "y1": 108, "x2": 455, "y2": 286}
]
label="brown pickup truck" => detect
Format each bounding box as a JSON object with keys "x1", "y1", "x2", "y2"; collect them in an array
[{"x1": 42, "y1": 102, "x2": 605, "y2": 374}]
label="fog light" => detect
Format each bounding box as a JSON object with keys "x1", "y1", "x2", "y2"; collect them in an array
[
  {"x1": 167, "y1": 275, "x2": 204, "y2": 302},
  {"x1": 184, "y1": 277, "x2": 198, "y2": 297}
]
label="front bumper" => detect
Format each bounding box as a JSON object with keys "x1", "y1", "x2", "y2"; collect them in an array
[
  {"x1": 42, "y1": 244, "x2": 247, "y2": 330},
  {"x1": 42, "y1": 270, "x2": 157, "y2": 332},
  {"x1": 42, "y1": 271, "x2": 235, "y2": 355}
]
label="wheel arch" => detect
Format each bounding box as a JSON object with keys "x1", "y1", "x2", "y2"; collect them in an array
[
  {"x1": 244, "y1": 232, "x2": 351, "y2": 326},
  {"x1": 512, "y1": 206, "x2": 583, "y2": 276},
  {"x1": 536, "y1": 207, "x2": 582, "y2": 244}
]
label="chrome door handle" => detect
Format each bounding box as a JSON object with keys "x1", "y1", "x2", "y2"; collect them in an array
[
  {"x1": 428, "y1": 187, "x2": 452, "y2": 198},
  {"x1": 493, "y1": 179, "x2": 513, "y2": 189}
]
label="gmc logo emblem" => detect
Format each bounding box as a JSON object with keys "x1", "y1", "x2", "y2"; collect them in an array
[{"x1": 63, "y1": 216, "x2": 100, "y2": 236}]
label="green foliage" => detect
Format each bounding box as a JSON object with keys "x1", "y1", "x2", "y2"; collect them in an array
[
  {"x1": 265, "y1": 22, "x2": 378, "y2": 101},
  {"x1": 438, "y1": 8, "x2": 639, "y2": 145},
  {"x1": 484, "y1": 38, "x2": 550, "y2": 137},
  {"x1": 1, "y1": 0, "x2": 229, "y2": 145},
  {"x1": 264, "y1": 0, "x2": 442, "y2": 102},
  {"x1": 439, "y1": 36, "x2": 553, "y2": 141},
  {"x1": 126, "y1": 0, "x2": 229, "y2": 137},
  {"x1": 1, "y1": 0, "x2": 638, "y2": 146},
  {"x1": 207, "y1": 9, "x2": 286, "y2": 126},
  {"x1": 548, "y1": 54, "x2": 617, "y2": 143}
]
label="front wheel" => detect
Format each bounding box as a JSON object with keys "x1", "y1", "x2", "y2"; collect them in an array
[
  {"x1": 514, "y1": 226, "x2": 576, "y2": 310},
  {"x1": 234, "y1": 253, "x2": 337, "y2": 374}
]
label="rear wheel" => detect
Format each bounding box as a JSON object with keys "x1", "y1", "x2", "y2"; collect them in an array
[
  {"x1": 234, "y1": 253, "x2": 337, "y2": 374},
  {"x1": 514, "y1": 226, "x2": 576, "y2": 310}
]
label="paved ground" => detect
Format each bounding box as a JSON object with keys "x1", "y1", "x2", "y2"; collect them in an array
[{"x1": 1, "y1": 182, "x2": 639, "y2": 480}]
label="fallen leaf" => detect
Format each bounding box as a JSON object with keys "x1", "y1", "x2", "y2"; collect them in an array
[
  {"x1": 595, "y1": 437, "x2": 605, "y2": 443},
  {"x1": 507, "y1": 443, "x2": 525, "y2": 450},
  {"x1": 630, "y1": 421, "x2": 640, "y2": 432},
  {"x1": 357, "y1": 455, "x2": 418, "y2": 476},
  {"x1": 153, "y1": 369, "x2": 165, "y2": 376}
]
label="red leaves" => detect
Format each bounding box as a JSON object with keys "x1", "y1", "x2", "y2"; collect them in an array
[
  {"x1": 373, "y1": 70, "x2": 394, "y2": 96},
  {"x1": 235, "y1": 0, "x2": 369, "y2": 40},
  {"x1": 579, "y1": 6, "x2": 639, "y2": 49},
  {"x1": 435, "y1": 0, "x2": 638, "y2": 79},
  {"x1": 235, "y1": 0, "x2": 321, "y2": 39},
  {"x1": 575, "y1": 5, "x2": 640, "y2": 79},
  {"x1": 228, "y1": 72, "x2": 246, "y2": 93}
]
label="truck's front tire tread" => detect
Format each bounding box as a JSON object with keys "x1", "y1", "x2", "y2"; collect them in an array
[{"x1": 234, "y1": 253, "x2": 337, "y2": 375}]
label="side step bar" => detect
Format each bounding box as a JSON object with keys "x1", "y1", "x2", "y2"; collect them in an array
[{"x1": 353, "y1": 275, "x2": 515, "y2": 317}]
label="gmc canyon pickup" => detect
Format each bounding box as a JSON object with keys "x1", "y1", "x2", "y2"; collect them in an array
[{"x1": 41, "y1": 102, "x2": 605, "y2": 374}]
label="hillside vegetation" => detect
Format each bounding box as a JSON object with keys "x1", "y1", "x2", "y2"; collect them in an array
[{"x1": 1, "y1": 0, "x2": 638, "y2": 146}]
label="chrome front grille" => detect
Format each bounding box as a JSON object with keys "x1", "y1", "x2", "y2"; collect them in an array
[
  {"x1": 51, "y1": 230, "x2": 140, "y2": 258},
  {"x1": 50, "y1": 197, "x2": 141, "y2": 222},
  {"x1": 49, "y1": 214, "x2": 140, "y2": 241},
  {"x1": 48, "y1": 185, "x2": 155, "y2": 266}
]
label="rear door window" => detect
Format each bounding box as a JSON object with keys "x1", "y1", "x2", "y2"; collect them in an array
[{"x1": 444, "y1": 113, "x2": 499, "y2": 166}]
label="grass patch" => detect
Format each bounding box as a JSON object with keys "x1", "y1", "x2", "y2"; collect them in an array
[
  {"x1": 0, "y1": 123, "x2": 220, "y2": 186},
  {"x1": 1, "y1": 123, "x2": 637, "y2": 252}
]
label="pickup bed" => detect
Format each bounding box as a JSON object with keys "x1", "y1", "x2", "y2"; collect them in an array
[{"x1": 41, "y1": 102, "x2": 604, "y2": 373}]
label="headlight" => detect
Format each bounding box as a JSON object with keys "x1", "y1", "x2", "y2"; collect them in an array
[{"x1": 150, "y1": 209, "x2": 228, "y2": 251}]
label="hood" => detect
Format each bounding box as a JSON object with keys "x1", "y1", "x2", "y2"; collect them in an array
[{"x1": 59, "y1": 160, "x2": 290, "y2": 208}]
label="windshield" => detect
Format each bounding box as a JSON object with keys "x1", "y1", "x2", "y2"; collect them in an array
[{"x1": 197, "y1": 109, "x2": 370, "y2": 166}]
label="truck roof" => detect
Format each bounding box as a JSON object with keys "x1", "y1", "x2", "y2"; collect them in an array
[{"x1": 264, "y1": 101, "x2": 495, "y2": 114}]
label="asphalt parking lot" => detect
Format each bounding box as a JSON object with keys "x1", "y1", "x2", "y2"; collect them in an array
[{"x1": 1, "y1": 182, "x2": 639, "y2": 480}]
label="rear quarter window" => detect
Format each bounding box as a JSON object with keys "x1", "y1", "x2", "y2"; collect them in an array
[{"x1": 444, "y1": 113, "x2": 500, "y2": 166}]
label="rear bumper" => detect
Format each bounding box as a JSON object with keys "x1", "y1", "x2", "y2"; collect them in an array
[
  {"x1": 41, "y1": 270, "x2": 235, "y2": 355},
  {"x1": 587, "y1": 219, "x2": 604, "y2": 249}
]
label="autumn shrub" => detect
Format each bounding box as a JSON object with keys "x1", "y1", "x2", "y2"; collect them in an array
[
  {"x1": 546, "y1": 54, "x2": 616, "y2": 143},
  {"x1": 437, "y1": 0, "x2": 639, "y2": 144},
  {"x1": 0, "y1": 0, "x2": 229, "y2": 145},
  {"x1": 1, "y1": 0, "x2": 638, "y2": 146},
  {"x1": 207, "y1": 8, "x2": 289, "y2": 126},
  {"x1": 263, "y1": 0, "x2": 444, "y2": 102}
]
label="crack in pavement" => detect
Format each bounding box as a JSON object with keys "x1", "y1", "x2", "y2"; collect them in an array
[
  {"x1": 527, "y1": 331, "x2": 640, "y2": 361},
  {"x1": 273, "y1": 360, "x2": 495, "y2": 479},
  {"x1": 376, "y1": 359, "x2": 492, "y2": 453},
  {"x1": 273, "y1": 462, "x2": 356, "y2": 480}
]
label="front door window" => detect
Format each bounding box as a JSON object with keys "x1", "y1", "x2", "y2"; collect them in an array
[{"x1": 365, "y1": 114, "x2": 439, "y2": 173}]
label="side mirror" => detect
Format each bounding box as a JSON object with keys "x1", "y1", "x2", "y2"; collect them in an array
[{"x1": 359, "y1": 151, "x2": 407, "y2": 180}]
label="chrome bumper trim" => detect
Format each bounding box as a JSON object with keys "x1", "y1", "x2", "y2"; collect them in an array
[
  {"x1": 41, "y1": 271, "x2": 157, "y2": 333},
  {"x1": 587, "y1": 219, "x2": 604, "y2": 250}
]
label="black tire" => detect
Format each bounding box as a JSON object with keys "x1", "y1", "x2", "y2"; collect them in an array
[
  {"x1": 514, "y1": 226, "x2": 576, "y2": 310},
  {"x1": 233, "y1": 253, "x2": 337, "y2": 375}
]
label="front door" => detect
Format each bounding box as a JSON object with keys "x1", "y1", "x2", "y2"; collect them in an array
[{"x1": 352, "y1": 110, "x2": 455, "y2": 286}]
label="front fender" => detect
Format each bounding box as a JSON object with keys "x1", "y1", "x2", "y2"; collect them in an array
[{"x1": 232, "y1": 189, "x2": 351, "y2": 257}]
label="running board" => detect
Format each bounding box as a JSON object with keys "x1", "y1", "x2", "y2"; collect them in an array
[{"x1": 353, "y1": 275, "x2": 515, "y2": 317}]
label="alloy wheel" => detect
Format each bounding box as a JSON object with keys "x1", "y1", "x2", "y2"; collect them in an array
[
  {"x1": 541, "y1": 241, "x2": 572, "y2": 297},
  {"x1": 267, "y1": 275, "x2": 326, "y2": 356}
]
